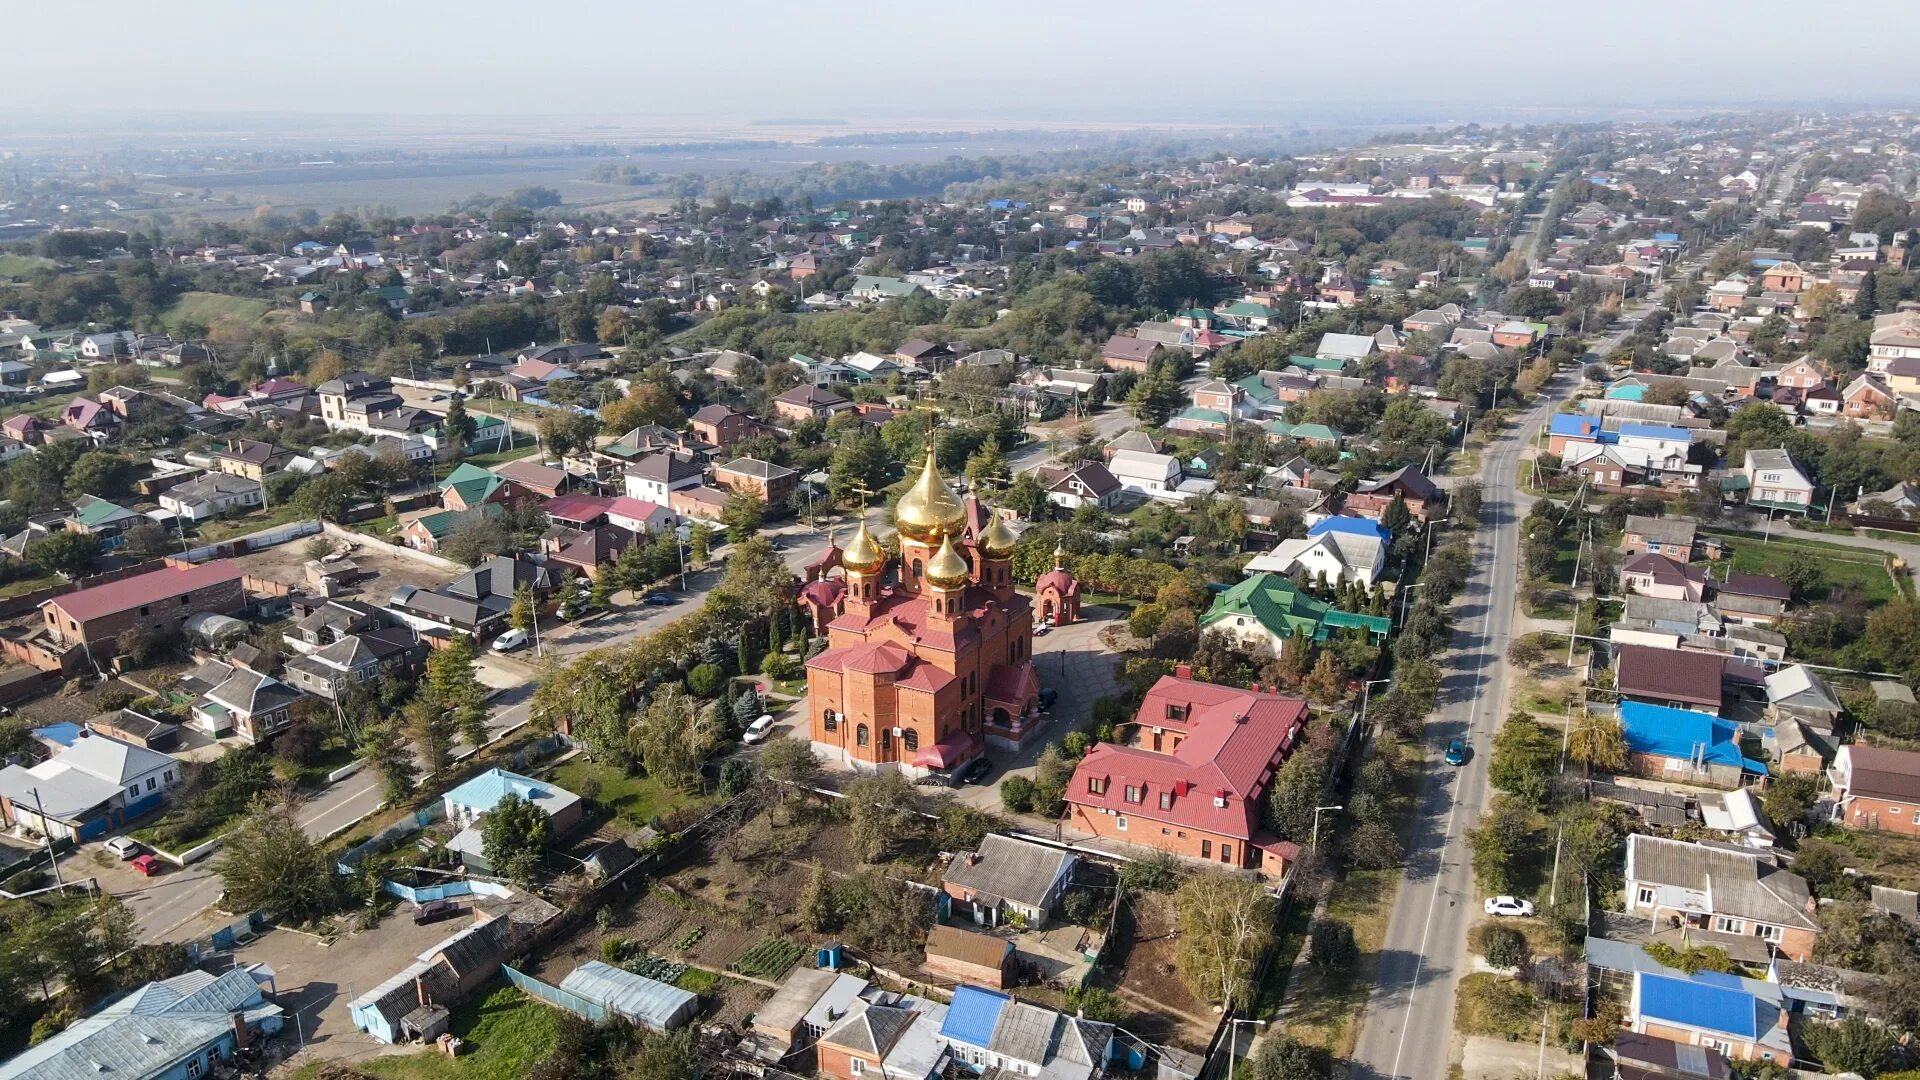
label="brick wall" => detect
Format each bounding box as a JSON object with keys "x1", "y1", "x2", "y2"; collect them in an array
[
  {"x1": 1067, "y1": 802, "x2": 1254, "y2": 872},
  {"x1": 49, "y1": 576, "x2": 247, "y2": 653}
]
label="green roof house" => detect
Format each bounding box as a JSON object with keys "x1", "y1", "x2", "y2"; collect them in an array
[
  {"x1": 1265, "y1": 420, "x2": 1342, "y2": 447},
  {"x1": 1203, "y1": 573, "x2": 1390, "y2": 655},
  {"x1": 438, "y1": 462, "x2": 507, "y2": 512}
]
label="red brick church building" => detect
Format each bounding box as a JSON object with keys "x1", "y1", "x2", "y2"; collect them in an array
[{"x1": 803, "y1": 451, "x2": 1041, "y2": 778}]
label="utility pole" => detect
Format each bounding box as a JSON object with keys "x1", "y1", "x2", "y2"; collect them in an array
[{"x1": 29, "y1": 788, "x2": 62, "y2": 885}]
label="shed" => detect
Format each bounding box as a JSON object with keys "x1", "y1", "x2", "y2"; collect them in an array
[{"x1": 556, "y1": 961, "x2": 699, "y2": 1030}]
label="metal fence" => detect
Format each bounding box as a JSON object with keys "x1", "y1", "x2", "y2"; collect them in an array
[{"x1": 501, "y1": 964, "x2": 606, "y2": 1021}]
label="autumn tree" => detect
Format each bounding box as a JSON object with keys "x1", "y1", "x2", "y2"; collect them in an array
[{"x1": 1175, "y1": 870, "x2": 1276, "y2": 1007}]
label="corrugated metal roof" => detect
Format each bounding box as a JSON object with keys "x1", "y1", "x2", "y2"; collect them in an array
[{"x1": 558, "y1": 962, "x2": 698, "y2": 1030}]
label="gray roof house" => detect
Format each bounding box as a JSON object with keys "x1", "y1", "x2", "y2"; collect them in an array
[
  {"x1": 0, "y1": 968, "x2": 283, "y2": 1080},
  {"x1": 943, "y1": 834, "x2": 1078, "y2": 928}
]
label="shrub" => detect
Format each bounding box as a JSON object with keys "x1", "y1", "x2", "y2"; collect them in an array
[
  {"x1": 686, "y1": 663, "x2": 724, "y2": 697},
  {"x1": 96, "y1": 687, "x2": 137, "y2": 712},
  {"x1": 1308, "y1": 918, "x2": 1358, "y2": 972},
  {"x1": 999, "y1": 775, "x2": 1036, "y2": 812},
  {"x1": 1481, "y1": 924, "x2": 1529, "y2": 970}
]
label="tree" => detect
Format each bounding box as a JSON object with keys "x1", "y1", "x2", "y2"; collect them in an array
[
  {"x1": 1244, "y1": 1035, "x2": 1330, "y2": 1080},
  {"x1": 1780, "y1": 551, "x2": 1827, "y2": 605},
  {"x1": 65, "y1": 451, "x2": 135, "y2": 501},
  {"x1": 721, "y1": 489, "x2": 766, "y2": 543},
  {"x1": 689, "y1": 522, "x2": 712, "y2": 563},
  {"x1": 1762, "y1": 771, "x2": 1818, "y2": 830},
  {"x1": 1303, "y1": 650, "x2": 1347, "y2": 704},
  {"x1": 843, "y1": 771, "x2": 925, "y2": 862},
  {"x1": 1345, "y1": 820, "x2": 1403, "y2": 870},
  {"x1": 1308, "y1": 918, "x2": 1358, "y2": 972},
  {"x1": 999, "y1": 775, "x2": 1037, "y2": 813},
  {"x1": 1481, "y1": 924, "x2": 1529, "y2": 969},
  {"x1": 634, "y1": 685, "x2": 722, "y2": 791},
  {"x1": 1174, "y1": 870, "x2": 1276, "y2": 1007},
  {"x1": 1467, "y1": 795, "x2": 1542, "y2": 895},
  {"x1": 442, "y1": 395, "x2": 476, "y2": 451},
  {"x1": 426, "y1": 633, "x2": 490, "y2": 749},
  {"x1": 1803, "y1": 1017, "x2": 1896, "y2": 1077},
  {"x1": 599, "y1": 383, "x2": 683, "y2": 433},
  {"x1": 1127, "y1": 366, "x2": 1184, "y2": 427},
  {"x1": 217, "y1": 795, "x2": 339, "y2": 922},
  {"x1": 29, "y1": 530, "x2": 100, "y2": 577},
  {"x1": 480, "y1": 791, "x2": 552, "y2": 883},
  {"x1": 733, "y1": 687, "x2": 763, "y2": 729},
  {"x1": 797, "y1": 862, "x2": 832, "y2": 932},
  {"x1": 358, "y1": 721, "x2": 417, "y2": 802},
  {"x1": 509, "y1": 584, "x2": 537, "y2": 634},
  {"x1": 758, "y1": 739, "x2": 821, "y2": 818},
  {"x1": 1567, "y1": 714, "x2": 1628, "y2": 774},
  {"x1": 1488, "y1": 714, "x2": 1560, "y2": 809},
  {"x1": 293, "y1": 472, "x2": 356, "y2": 521}
]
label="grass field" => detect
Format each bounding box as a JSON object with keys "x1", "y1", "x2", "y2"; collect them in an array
[
  {"x1": 547, "y1": 758, "x2": 710, "y2": 830},
  {"x1": 327, "y1": 983, "x2": 560, "y2": 1080},
  {"x1": 1704, "y1": 530, "x2": 1899, "y2": 605},
  {"x1": 159, "y1": 291, "x2": 275, "y2": 333},
  {"x1": 191, "y1": 503, "x2": 309, "y2": 544},
  {"x1": 0, "y1": 255, "x2": 51, "y2": 277}
]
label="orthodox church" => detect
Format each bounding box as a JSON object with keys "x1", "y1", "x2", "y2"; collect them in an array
[{"x1": 801, "y1": 449, "x2": 1044, "y2": 777}]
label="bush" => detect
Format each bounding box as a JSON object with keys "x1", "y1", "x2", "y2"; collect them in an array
[
  {"x1": 1063, "y1": 986, "x2": 1128, "y2": 1024},
  {"x1": 762, "y1": 652, "x2": 800, "y2": 680},
  {"x1": 1481, "y1": 924, "x2": 1529, "y2": 970},
  {"x1": 686, "y1": 662, "x2": 724, "y2": 697},
  {"x1": 96, "y1": 687, "x2": 137, "y2": 712},
  {"x1": 999, "y1": 775, "x2": 1036, "y2": 812},
  {"x1": 1308, "y1": 918, "x2": 1358, "y2": 972}
]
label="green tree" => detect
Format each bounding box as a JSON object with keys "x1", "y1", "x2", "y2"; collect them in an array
[
  {"x1": 1309, "y1": 918, "x2": 1358, "y2": 972},
  {"x1": 217, "y1": 795, "x2": 340, "y2": 922},
  {"x1": 1127, "y1": 366, "x2": 1184, "y2": 427},
  {"x1": 1244, "y1": 1035, "x2": 1331, "y2": 1080},
  {"x1": 29, "y1": 530, "x2": 101, "y2": 577},
  {"x1": 480, "y1": 791, "x2": 552, "y2": 883},
  {"x1": 509, "y1": 584, "x2": 537, "y2": 634},
  {"x1": 1481, "y1": 924, "x2": 1530, "y2": 969},
  {"x1": 1467, "y1": 795, "x2": 1542, "y2": 895},
  {"x1": 442, "y1": 395, "x2": 476, "y2": 451},
  {"x1": 1763, "y1": 771, "x2": 1819, "y2": 828},
  {"x1": 1567, "y1": 714, "x2": 1627, "y2": 774},
  {"x1": 842, "y1": 771, "x2": 925, "y2": 862},
  {"x1": 358, "y1": 721, "x2": 417, "y2": 802},
  {"x1": 1174, "y1": 870, "x2": 1276, "y2": 1007},
  {"x1": 1488, "y1": 714, "x2": 1560, "y2": 809},
  {"x1": 293, "y1": 472, "x2": 356, "y2": 520},
  {"x1": 633, "y1": 685, "x2": 720, "y2": 791},
  {"x1": 721, "y1": 489, "x2": 765, "y2": 543},
  {"x1": 689, "y1": 522, "x2": 712, "y2": 563},
  {"x1": 65, "y1": 451, "x2": 135, "y2": 501},
  {"x1": 426, "y1": 633, "x2": 491, "y2": 749},
  {"x1": 407, "y1": 700, "x2": 458, "y2": 775}
]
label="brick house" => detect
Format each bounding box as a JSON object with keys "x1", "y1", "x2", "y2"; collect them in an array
[
  {"x1": 1099, "y1": 334, "x2": 1161, "y2": 373},
  {"x1": 1621, "y1": 515, "x2": 1697, "y2": 558},
  {"x1": 1615, "y1": 644, "x2": 1725, "y2": 713},
  {"x1": 1620, "y1": 553, "x2": 1708, "y2": 602},
  {"x1": 1830, "y1": 745, "x2": 1920, "y2": 835},
  {"x1": 690, "y1": 404, "x2": 756, "y2": 449},
  {"x1": 713, "y1": 457, "x2": 798, "y2": 507},
  {"x1": 1065, "y1": 669, "x2": 1306, "y2": 881},
  {"x1": 1344, "y1": 466, "x2": 1440, "y2": 522},
  {"x1": 1624, "y1": 833, "x2": 1819, "y2": 962},
  {"x1": 773, "y1": 385, "x2": 853, "y2": 425},
  {"x1": 41, "y1": 563, "x2": 247, "y2": 656},
  {"x1": 921, "y1": 924, "x2": 1014, "y2": 988}
]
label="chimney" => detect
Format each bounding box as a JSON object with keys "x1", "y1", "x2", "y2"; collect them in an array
[
  {"x1": 1174, "y1": 664, "x2": 1193, "y2": 680},
  {"x1": 417, "y1": 975, "x2": 431, "y2": 1009},
  {"x1": 230, "y1": 1013, "x2": 250, "y2": 1050}
]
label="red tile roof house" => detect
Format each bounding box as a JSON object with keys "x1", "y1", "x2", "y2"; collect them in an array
[
  {"x1": 1829, "y1": 745, "x2": 1920, "y2": 836},
  {"x1": 1620, "y1": 553, "x2": 1708, "y2": 602},
  {"x1": 1614, "y1": 644, "x2": 1726, "y2": 714},
  {"x1": 38, "y1": 563, "x2": 247, "y2": 668},
  {"x1": 1066, "y1": 668, "x2": 1307, "y2": 882}
]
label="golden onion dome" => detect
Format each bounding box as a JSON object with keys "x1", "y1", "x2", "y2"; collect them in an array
[
  {"x1": 894, "y1": 448, "x2": 967, "y2": 542},
  {"x1": 924, "y1": 533, "x2": 972, "y2": 590},
  {"x1": 841, "y1": 520, "x2": 888, "y2": 575},
  {"x1": 980, "y1": 512, "x2": 1020, "y2": 559}
]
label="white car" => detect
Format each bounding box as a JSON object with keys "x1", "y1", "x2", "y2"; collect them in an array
[
  {"x1": 104, "y1": 836, "x2": 142, "y2": 860},
  {"x1": 1483, "y1": 895, "x2": 1535, "y2": 918},
  {"x1": 742, "y1": 715, "x2": 775, "y2": 744},
  {"x1": 491, "y1": 628, "x2": 529, "y2": 652}
]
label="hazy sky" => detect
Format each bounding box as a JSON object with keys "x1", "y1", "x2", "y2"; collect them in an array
[{"x1": 15, "y1": 0, "x2": 1920, "y2": 125}]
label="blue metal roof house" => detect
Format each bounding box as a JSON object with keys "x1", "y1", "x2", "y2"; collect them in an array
[
  {"x1": 1620, "y1": 701, "x2": 1768, "y2": 788},
  {"x1": 1549, "y1": 414, "x2": 1606, "y2": 441},
  {"x1": 1632, "y1": 970, "x2": 1790, "y2": 1062},
  {"x1": 0, "y1": 969, "x2": 283, "y2": 1080}
]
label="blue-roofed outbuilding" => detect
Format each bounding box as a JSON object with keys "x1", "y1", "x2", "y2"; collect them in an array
[
  {"x1": 1549, "y1": 414, "x2": 1602, "y2": 439},
  {"x1": 1619, "y1": 422, "x2": 1693, "y2": 443},
  {"x1": 1309, "y1": 516, "x2": 1392, "y2": 542},
  {"x1": 1620, "y1": 702, "x2": 1768, "y2": 775}
]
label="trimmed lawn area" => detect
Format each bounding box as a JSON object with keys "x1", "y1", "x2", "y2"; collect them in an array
[
  {"x1": 191, "y1": 502, "x2": 309, "y2": 544},
  {"x1": 547, "y1": 758, "x2": 710, "y2": 830},
  {"x1": 0, "y1": 255, "x2": 52, "y2": 277},
  {"x1": 1703, "y1": 530, "x2": 1898, "y2": 605},
  {"x1": 461, "y1": 442, "x2": 540, "y2": 469},
  {"x1": 318, "y1": 982, "x2": 559, "y2": 1080}
]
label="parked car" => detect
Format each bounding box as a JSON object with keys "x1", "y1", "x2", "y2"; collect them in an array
[
  {"x1": 413, "y1": 899, "x2": 464, "y2": 925},
  {"x1": 491, "y1": 628, "x2": 529, "y2": 652},
  {"x1": 742, "y1": 715, "x2": 775, "y2": 744},
  {"x1": 958, "y1": 757, "x2": 993, "y2": 785},
  {"x1": 1444, "y1": 739, "x2": 1468, "y2": 766},
  {"x1": 130, "y1": 854, "x2": 162, "y2": 877},
  {"x1": 104, "y1": 836, "x2": 142, "y2": 860},
  {"x1": 1483, "y1": 895, "x2": 1535, "y2": 918},
  {"x1": 642, "y1": 593, "x2": 675, "y2": 606},
  {"x1": 1034, "y1": 622, "x2": 1051, "y2": 636}
]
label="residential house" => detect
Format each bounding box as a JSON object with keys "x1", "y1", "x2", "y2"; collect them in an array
[
  {"x1": 282, "y1": 627, "x2": 425, "y2": 702},
  {"x1": 399, "y1": 504, "x2": 503, "y2": 556},
  {"x1": 350, "y1": 914, "x2": 515, "y2": 1045},
  {"x1": 491, "y1": 458, "x2": 569, "y2": 500},
  {"x1": 1629, "y1": 971, "x2": 1791, "y2": 1063},
  {"x1": 387, "y1": 554, "x2": 557, "y2": 637},
  {"x1": 1622, "y1": 516, "x2": 1698, "y2": 559},
  {"x1": 1346, "y1": 466, "x2": 1440, "y2": 522},
  {"x1": 714, "y1": 457, "x2": 798, "y2": 507},
  {"x1": 1624, "y1": 833, "x2": 1819, "y2": 962},
  {"x1": 942, "y1": 833, "x2": 1077, "y2": 929},
  {"x1": 1716, "y1": 575, "x2": 1788, "y2": 626},
  {"x1": 40, "y1": 563, "x2": 247, "y2": 658},
  {"x1": 1829, "y1": 745, "x2": 1920, "y2": 836},
  {"x1": 317, "y1": 371, "x2": 407, "y2": 433},
  {"x1": 1099, "y1": 335, "x2": 1161, "y2": 373},
  {"x1": 690, "y1": 404, "x2": 755, "y2": 449},
  {"x1": 774, "y1": 385, "x2": 854, "y2": 425},
  {"x1": 923, "y1": 925, "x2": 1015, "y2": 989},
  {"x1": 65, "y1": 496, "x2": 147, "y2": 548},
  {"x1": 1314, "y1": 333, "x2": 1375, "y2": 366},
  {"x1": 1620, "y1": 701, "x2": 1767, "y2": 789},
  {"x1": 1243, "y1": 516, "x2": 1390, "y2": 587},
  {"x1": 158, "y1": 473, "x2": 265, "y2": 522},
  {"x1": 211, "y1": 438, "x2": 293, "y2": 481},
  {"x1": 1764, "y1": 665, "x2": 1842, "y2": 727},
  {"x1": 0, "y1": 732, "x2": 182, "y2": 840},
  {"x1": 670, "y1": 485, "x2": 730, "y2": 521},
  {"x1": 1034, "y1": 461, "x2": 1122, "y2": 511},
  {"x1": 815, "y1": 995, "x2": 951, "y2": 1080},
  {"x1": 0, "y1": 968, "x2": 283, "y2": 1080},
  {"x1": 939, "y1": 985, "x2": 1113, "y2": 1080},
  {"x1": 1738, "y1": 449, "x2": 1814, "y2": 509},
  {"x1": 186, "y1": 660, "x2": 299, "y2": 744},
  {"x1": 1868, "y1": 312, "x2": 1920, "y2": 371},
  {"x1": 541, "y1": 493, "x2": 614, "y2": 531},
  {"x1": 1202, "y1": 575, "x2": 1390, "y2": 655},
  {"x1": 1106, "y1": 449, "x2": 1182, "y2": 499},
  {"x1": 605, "y1": 496, "x2": 680, "y2": 536},
  {"x1": 1066, "y1": 672, "x2": 1309, "y2": 881},
  {"x1": 439, "y1": 462, "x2": 512, "y2": 513},
  {"x1": 1615, "y1": 644, "x2": 1725, "y2": 713},
  {"x1": 849, "y1": 276, "x2": 923, "y2": 302},
  {"x1": 1841, "y1": 374, "x2": 1895, "y2": 420},
  {"x1": 624, "y1": 450, "x2": 705, "y2": 505},
  {"x1": 1621, "y1": 554, "x2": 1709, "y2": 602},
  {"x1": 442, "y1": 767, "x2": 583, "y2": 870}
]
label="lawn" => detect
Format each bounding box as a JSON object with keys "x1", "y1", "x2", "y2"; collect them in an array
[
  {"x1": 1703, "y1": 530, "x2": 1899, "y2": 605},
  {"x1": 159, "y1": 291, "x2": 274, "y2": 333},
  {"x1": 547, "y1": 758, "x2": 710, "y2": 830},
  {"x1": 0, "y1": 255, "x2": 51, "y2": 277},
  {"x1": 335, "y1": 983, "x2": 560, "y2": 1080},
  {"x1": 0, "y1": 566, "x2": 60, "y2": 599},
  {"x1": 460, "y1": 442, "x2": 540, "y2": 470},
  {"x1": 191, "y1": 502, "x2": 309, "y2": 544}
]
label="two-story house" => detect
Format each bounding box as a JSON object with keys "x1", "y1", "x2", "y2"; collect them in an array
[{"x1": 623, "y1": 450, "x2": 705, "y2": 505}]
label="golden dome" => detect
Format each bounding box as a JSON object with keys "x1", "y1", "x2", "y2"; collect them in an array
[
  {"x1": 841, "y1": 520, "x2": 888, "y2": 575},
  {"x1": 980, "y1": 512, "x2": 1020, "y2": 559},
  {"x1": 924, "y1": 533, "x2": 972, "y2": 590},
  {"x1": 894, "y1": 448, "x2": 966, "y2": 542}
]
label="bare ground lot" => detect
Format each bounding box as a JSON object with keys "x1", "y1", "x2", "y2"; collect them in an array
[
  {"x1": 1090, "y1": 890, "x2": 1217, "y2": 1049},
  {"x1": 229, "y1": 534, "x2": 457, "y2": 596}
]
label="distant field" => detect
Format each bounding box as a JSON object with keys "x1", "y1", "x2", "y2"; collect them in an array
[
  {"x1": 0, "y1": 255, "x2": 51, "y2": 277},
  {"x1": 160, "y1": 291, "x2": 275, "y2": 332}
]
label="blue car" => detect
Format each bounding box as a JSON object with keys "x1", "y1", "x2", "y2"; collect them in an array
[
  {"x1": 1444, "y1": 739, "x2": 1468, "y2": 766},
  {"x1": 642, "y1": 593, "x2": 675, "y2": 606}
]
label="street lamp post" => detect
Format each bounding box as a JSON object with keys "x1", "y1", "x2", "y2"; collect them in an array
[
  {"x1": 1310, "y1": 804, "x2": 1345, "y2": 854},
  {"x1": 1358, "y1": 678, "x2": 1391, "y2": 728},
  {"x1": 1397, "y1": 581, "x2": 1429, "y2": 625},
  {"x1": 1226, "y1": 1017, "x2": 1268, "y2": 1080}
]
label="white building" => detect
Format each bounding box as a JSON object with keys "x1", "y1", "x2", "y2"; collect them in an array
[
  {"x1": 158, "y1": 473, "x2": 265, "y2": 522},
  {"x1": 1105, "y1": 449, "x2": 1182, "y2": 499}
]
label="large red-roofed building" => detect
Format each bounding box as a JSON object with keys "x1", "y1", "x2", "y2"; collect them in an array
[
  {"x1": 42, "y1": 563, "x2": 247, "y2": 654},
  {"x1": 1066, "y1": 669, "x2": 1308, "y2": 881}
]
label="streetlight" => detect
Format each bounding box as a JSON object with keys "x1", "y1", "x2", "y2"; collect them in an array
[
  {"x1": 1310, "y1": 804, "x2": 1345, "y2": 854},
  {"x1": 1358, "y1": 678, "x2": 1391, "y2": 728},
  {"x1": 1226, "y1": 1017, "x2": 1268, "y2": 1080},
  {"x1": 1397, "y1": 581, "x2": 1429, "y2": 625}
]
